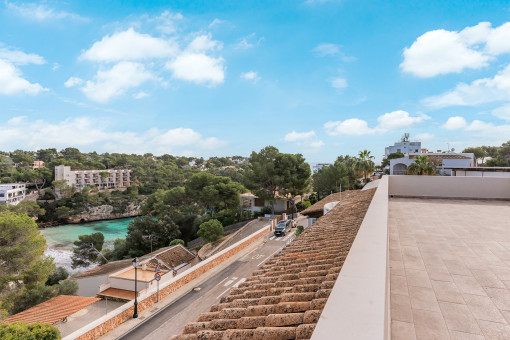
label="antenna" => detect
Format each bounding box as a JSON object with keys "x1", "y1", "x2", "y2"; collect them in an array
[{"x1": 401, "y1": 133, "x2": 410, "y2": 142}]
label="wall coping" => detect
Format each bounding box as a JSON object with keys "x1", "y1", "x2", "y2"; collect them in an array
[
  {"x1": 63, "y1": 223, "x2": 270, "y2": 340},
  {"x1": 311, "y1": 175, "x2": 390, "y2": 340}
]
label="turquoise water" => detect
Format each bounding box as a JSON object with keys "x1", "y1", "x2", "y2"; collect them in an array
[{"x1": 41, "y1": 218, "x2": 134, "y2": 249}]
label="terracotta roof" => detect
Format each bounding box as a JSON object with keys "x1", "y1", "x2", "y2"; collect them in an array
[
  {"x1": 146, "y1": 245, "x2": 196, "y2": 270},
  {"x1": 72, "y1": 258, "x2": 133, "y2": 279},
  {"x1": 171, "y1": 188, "x2": 376, "y2": 340},
  {"x1": 300, "y1": 190, "x2": 359, "y2": 216},
  {"x1": 97, "y1": 288, "x2": 136, "y2": 300},
  {"x1": 410, "y1": 154, "x2": 471, "y2": 160},
  {"x1": 3, "y1": 295, "x2": 100, "y2": 325}
]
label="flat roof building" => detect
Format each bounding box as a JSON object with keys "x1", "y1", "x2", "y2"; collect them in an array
[
  {"x1": 55, "y1": 165, "x2": 132, "y2": 190},
  {"x1": 0, "y1": 183, "x2": 26, "y2": 205}
]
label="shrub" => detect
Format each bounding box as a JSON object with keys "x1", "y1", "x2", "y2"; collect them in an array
[
  {"x1": 197, "y1": 219, "x2": 224, "y2": 243},
  {"x1": 169, "y1": 239, "x2": 185, "y2": 246},
  {"x1": 0, "y1": 322, "x2": 61, "y2": 340},
  {"x1": 46, "y1": 267, "x2": 69, "y2": 286},
  {"x1": 295, "y1": 225, "x2": 304, "y2": 237}
]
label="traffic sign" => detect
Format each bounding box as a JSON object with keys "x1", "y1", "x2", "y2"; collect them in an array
[
  {"x1": 154, "y1": 273, "x2": 161, "y2": 281},
  {"x1": 155, "y1": 266, "x2": 161, "y2": 273}
]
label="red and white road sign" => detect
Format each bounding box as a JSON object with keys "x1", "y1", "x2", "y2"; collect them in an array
[
  {"x1": 155, "y1": 266, "x2": 161, "y2": 273},
  {"x1": 154, "y1": 273, "x2": 161, "y2": 281}
]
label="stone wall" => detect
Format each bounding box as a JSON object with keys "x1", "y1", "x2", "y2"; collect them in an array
[
  {"x1": 67, "y1": 201, "x2": 142, "y2": 223},
  {"x1": 69, "y1": 224, "x2": 270, "y2": 340}
]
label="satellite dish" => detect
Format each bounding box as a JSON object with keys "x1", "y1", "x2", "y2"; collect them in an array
[{"x1": 451, "y1": 148, "x2": 455, "y2": 152}]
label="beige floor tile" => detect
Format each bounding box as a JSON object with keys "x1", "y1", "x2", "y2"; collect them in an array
[
  {"x1": 406, "y1": 269, "x2": 432, "y2": 288},
  {"x1": 471, "y1": 269, "x2": 506, "y2": 289},
  {"x1": 431, "y1": 280, "x2": 465, "y2": 304},
  {"x1": 485, "y1": 287, "x2": 510, "y2": 312},
  {"x1": 413, "y1": 309, "x2": 450, "y2": 340},
  {"x1": 392, "y1": 320, "x2": 417, "y2": 340},
  {"x1": 390, "y1": 249, "x2": 403, "y2": 261},
  {"x1": 478, "y1": 319, "x2": 510, "y2": 339},
  {"x1": 439, "y1": 301, "x2": 481, "y2": 334},
  {"x1": 421, "y1": 252, "x2": 446, "y2": 266},
  {"x1": 462, "y1": 256, "x2": 491, "y2": 270},
  {"x1": 449, "y1": 331, "x2": 485, "y2": 340},
  {"x1": 391, "y1": 260, "x2": 406, "y2": 277},
  {"x1": 391, "y1": 275, "x2": 409, "y2": 296},
  {"x1": 403, "y1": 246, "x2": 427, "y2": 271},
  {"x1": 464, "y1": 294, "x2": 507, "y2": 324},
  {"x1": 489, "y1": 265, "x2": 510, "y2": 282},
  {"x1": 500, "y1": 310, "x2": 510, "y2": 324},
  {"x1": 409, "y1": 285, "x2": 441, "y2": 312},
  {"x1": 452, "y1": 274, "x2": 487, "y2": 297},
  {"x1": 391, "y1": 293, "x2": 413, "y2": 323},
  {"x1": 443, "y1": 259, "x2": 472, "y2": 276},
  {"x1": 426, "y1": 264, "x2": 453, "y2": 282}
]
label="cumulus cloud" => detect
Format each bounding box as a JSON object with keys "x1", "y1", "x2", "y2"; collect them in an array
[
  {"x1": 401, "y1": 22, "x2": 510, "y2": 78},
  {"x1": 166, "y1": 53, "x2": 224, "y2": 85},
  {"x1": 0, "y1": 116, "x2": 226, "y2": 154},
  {"x1": 64, "y1": 76, "x2": 84, "y2": 88},
  {"x1": 5, "y1": 1, "x2": 87, "y2": 21},
  {"x1": 492, "y1": 104, "x2": 510, "y2": 121},
  {"x1": 284, "y1": 130, "x2": 323, "y2": 149},
  {"x1": 81, "y1": 28, "x2": 177, "y2": 62},
  {"x1": 0, "y1": 59, "x2": 47, "y2": 95},
  {"x1": 209, "y1": 18, "x2": 226, "y2": 28},
  {"x1": 152, "y1": 10, "x2": 183, "y2": 34},
  {"x1": 81, "y1": 62, "x2": 155, "y2": 103},
  {"x1": 376, "y1": 110, "x2": 429, "y2": 131},
  {"x1": 423, "y1": 64, "x2": 510, "y2": 108},
  {"x1": 330, "y1": 77, "x2": 347, "y2": 89},
  {"x1": 442, "y1": 116, "x2": 467, "y2": 130},
  {"x1": 464, "y1": 120, "x2": 510, "y2": 136},
  {"x1": 324, "y1": 119, "x2": 375, "y2": 135},
  {"x1": 310, "y1": 140, "x2": 325, "y2": 148},
  {"x1": 0, "y1": 47, "x2": 45, "y2": 65},
  {"x1": 186, "y1": 34, "x2": 223, "y2": 53},
  {"x1": 240, "y1": 71, "x2": 260, "y2": 82},
  {"x1": 313, "y1": 43, "x2": 340, "y2": 56},
  {"x1": 284, "y1": 130, "x2": 316, "y2": 142}
]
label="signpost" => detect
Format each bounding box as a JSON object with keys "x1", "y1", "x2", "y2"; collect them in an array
[{"x1": 155, "y1": 266, "x2": 162, "y2": 302}]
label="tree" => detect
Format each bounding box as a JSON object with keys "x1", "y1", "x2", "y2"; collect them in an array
[
  {"x1": 45, "y1": 267, "x2": 69, "y2": 286},
  {"x1": 462, "y1": 147, "x2": 487, "y2": 164},
  {"x1": 381, "y1": 152, "x2": 405, "y2": 168},
  {"x1": 0, "y1": 322, "x2": 61, "y2": 340},
  {"x1": 197, "y1": 219, "x2": 224, "y2": 243},
  {"x1": 36, "y1": 148, "x2": 58, "y2": 163},
  {"x1": 312, "y1": 163, "x2": 348, "y2": 199},
  {"x1": 52, "y1": 180, "x2": 74, "y2": 200},
  {"x1": 354, "y1": 150, "x2": 376, "y2": 183},
  {"x1": 0, "y1": 201, "x2": 45, "y2": 219},
  {"x1": 169, "y1": 239, "x2": 185, "y2": 246},
  {"x1": 407, "y1": 155, "x2": 435, "y2": 175},
  {"x1": 71, "y1": 232, "x2": 105, "y2": 268},
  {"x1": 277, "y1": 153, "x2": 311, "y2": 217},
  {"x1": 27, "y1": 167, "x2": 52, "y2": 195},
  {"x1": 54, "y1": 206, "x2": 71, "y2": 221}
]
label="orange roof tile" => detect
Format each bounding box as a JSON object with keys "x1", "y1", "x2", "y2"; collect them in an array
[
  {"x1": 3, "y1": 295, "x2": 100, "y2": 325},
  {"x1": 300, "y1": 190, "x2": 359, "y2": 216},
  {"x1": 171, "y1": 188, "x2": 376, "y2": 340}
]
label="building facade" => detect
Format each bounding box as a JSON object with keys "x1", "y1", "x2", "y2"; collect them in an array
[
  {"x1": 384, "y1": 134, "x2": 422, "y2": 157},
  {"x1": 0, "y1": 183, "x2": 26, "y2": 205},
  {"x1": 389, "y1": 153, "x2": 476, "y2": 175},
  {"x1": 312, "y1": 163, "x2": 332, "y2": 173},
  {"x1": 54, "y1": 165, "x2": 132, "y2": 189}
]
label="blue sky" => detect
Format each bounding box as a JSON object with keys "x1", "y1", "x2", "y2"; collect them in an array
[{"x1": 1, "y1": 0, "x2": 510, "y2": 163}]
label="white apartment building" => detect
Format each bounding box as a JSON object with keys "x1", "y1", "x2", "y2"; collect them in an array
[
  {"x1": 384, "y1": 133, "x2": 422, "y2": 157},
  {"x1": 54, "y1": 165, "x2": 132, "y2": 190},
  {"x1": 389, "y1": 153, "x2": 476, "y2": 175},
  {"x1": 312, "y1": 163, "x2": 332, "y2": 173},
  {"x1": 0, "y1": 183, "x2": 26, "y2": 205}
]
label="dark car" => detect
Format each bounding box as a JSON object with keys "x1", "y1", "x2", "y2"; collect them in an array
[{"x1": 274, "y1": 220, "x2": 291, "y2": 236}]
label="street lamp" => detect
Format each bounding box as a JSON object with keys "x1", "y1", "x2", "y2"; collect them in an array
[{"x1": 132, "y1": 257, "x2": 139, "y2": 318}]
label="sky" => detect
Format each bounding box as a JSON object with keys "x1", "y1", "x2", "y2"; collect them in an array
[{"x1": 1, "y1": 0, "x2": 510, "y2": 164}]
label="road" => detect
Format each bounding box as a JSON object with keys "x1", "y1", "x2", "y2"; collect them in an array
[{"x1": 117, "y1": 230, "x2": 296, "y2": 340}]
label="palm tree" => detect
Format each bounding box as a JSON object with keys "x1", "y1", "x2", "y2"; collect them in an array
[
  {"x1": 407, "y1": 155, "x2": 435, "y2": 175},
  {"x1": 354, "y1": 150, "x2": 376, "y2": 184}
]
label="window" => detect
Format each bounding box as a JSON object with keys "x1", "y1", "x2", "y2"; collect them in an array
[
  {"x1": 0, "y1": 193, "x2": 4, "y2": 197},
  {"x1": 254, "y1": 198, "x2": 265, "y2": 207}
]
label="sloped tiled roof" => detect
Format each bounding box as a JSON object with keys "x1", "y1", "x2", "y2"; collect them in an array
[
  {"x1": 3, "y1": 295, "x2": 100, "y2": 325},
  {"x1": 97, "y1": 288, "x2": 135, "y2": 300},
  {"x1": 171, "y1": 188, "x2": 376, "y2": 340},
  {"x1": 300, "y1": 190, "x2": 358, "y2": 216},
  {"x1": 146, "y1": 244, "x2": 196, "y2": 270},
  {"x1": 72, "y1": 258, "x2": 133, "y2": 279}
]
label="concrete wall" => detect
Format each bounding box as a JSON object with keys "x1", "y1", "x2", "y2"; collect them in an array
[
  {"x1": 454, "y1": 170, "x2": 510, "y2": 178},
  {"x1": 64, "y1": 223, "x2": 270, "y2": 340},
  {"x1": 109, "y1": 277, "x2": 148, "y2": 292},
  {"x1": 388, "y1": 175, "x2": 510, "y2": 200},
  {"x1": 312, "y1": 176, "x2": 390, "y2": 340},
  {"x1": 75, "y1": 275, "x2": 108, "y2": 297}
]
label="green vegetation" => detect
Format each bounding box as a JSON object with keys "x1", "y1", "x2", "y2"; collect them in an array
[
  {"x1": 311, "y1": 155, "x2": 362, "y2": 200},
  {"x1": 169, "y1": 239, "x2": 185, "y2": 246},
  {"x1": 71, "y1": 232, "x2": 105, "y2": 268},
  {"x1": 354, "y1": 150, "x2": 376, "y2": 183},
  {"x1": 407, "y1": 155, "x2": 435, "y2": 175},
  {"x1": 295, "y1": 225, "x2": 304, "y2": 237},
  {"x1": 381, "y1": 152, "x2": 405, "y2": 168},
  {"x1": 197, "y1": 219, "x2": 224, "y2": 243},
  {"x1": 462, "y1": 141, "x2": 510, "y2": 166},
  {"x1": 0, "y1": 322, "x2": 61, "y2": 340}
]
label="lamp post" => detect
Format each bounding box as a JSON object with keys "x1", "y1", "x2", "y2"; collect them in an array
[{"x1": 132, "y1": 257, "x2": 139, "y2": 318}]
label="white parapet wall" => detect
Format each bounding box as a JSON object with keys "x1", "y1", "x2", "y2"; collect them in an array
[{"x1": 388, "y1": 175, "x2": 510, "y2": 200}]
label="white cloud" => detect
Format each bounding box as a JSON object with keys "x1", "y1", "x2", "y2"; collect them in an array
[
  {"x1": 152, "y1": 10, "x2": 183, "y2": 34},
  {"x1": 235, "y1": 33, "x2": 263, "y2": 50},
  {"x1": 442, "y1": 116, "x2": 467, "y2": 130},
  {"x1": 209, "y1": 18, "x2": 226, "y2": 28},
  {"x1": 492, "y1": 104, "x2": 510, "y2": 121},
  {"x1": 81, "y1": 62, "x2": 155, "y2": 103},
  {"x1": 313, "y1": 43, "x2": 340, "y2": 56},
  {"x1": 310, "y1": 140, "x2": 325, "y2": 148},
  {"x1": 81, "y1": 28, "x2": 177, "y2": 62},
  {"x1": 284, "y1": 130, "x2": 316, "y2": 142},
  {"x1": 324, "y1": 119, "x2": 375, "y2": 135},
  {"x1": 133, "y1": 91, "x2": 149, "y2": 99},
  {"x1": 64, "y1": 76, "x2": 84, "y2": 88},
  {"x1": 464, "y1": 120, "x2": 510, "y2": 135},
  {"x1": 401, "y1": 28, "x2": 490, "y2": 78},
  {"x1": 0, "y1": 59, "x2": 47, "y2": 95},
  {"x1": 5, "y1": 1, "x2": 87, "y2": 21},
  {"x1": 240, "y1": 71, "x2": 260, "y2": 81},
  {"x1": 186, "y1": 34, "x2": 222, "y2": 53},
  {"x1": 0, "y1": 47, "x2": 45, "y2": 65},
  {"x1": 166, "y1": 53, "x2": 225, "y2": 85},
  {"x1": 0, "y1": 116, "x2": 226, "y2": 154},
  {"x1": 376, "y1": 110, "x2": 429, "y2": 131},
  {"x1": 414, "y1": 133, "x2": 435, "y2": 141},
  {"x1": 330, "y1": 77, "x2": 347, "y2": 89},
  {"x1": 484, "y1": 22, "x2": 510, "y2": 55},
  {"x1": 423, "y1": 64, "x2": 510, "y2": 108}
]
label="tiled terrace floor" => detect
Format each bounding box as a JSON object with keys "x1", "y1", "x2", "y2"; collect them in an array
[{"x1": 390, "y1": 197, "x2": 510, "y2": 340}]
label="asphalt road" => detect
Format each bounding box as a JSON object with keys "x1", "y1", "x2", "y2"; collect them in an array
[{"x1": 117, "y1": 230, "x2": 296, "y2": 340}]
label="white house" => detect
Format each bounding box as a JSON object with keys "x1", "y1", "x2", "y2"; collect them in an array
[
  {"x1": 390, "y1": 153, "x2": 476, "y2": 175},
  {"x1": 0, "y1": 183, "x2": 26, "y2": 205},
  {"x1": 241, "y1": 192, "x2": 292, "y2": 214},
  {"x1": 55, "y1": 165, "x2": 131, "y2": 190},
  {"x1": 312, "y1": 163, "x2": 332, "y2": 174},
  {"x1": 384, "y1": 133, "x2": 422, "y2": 157}
]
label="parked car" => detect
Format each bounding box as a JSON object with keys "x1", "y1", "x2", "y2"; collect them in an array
[{"x1": 274, "y1": 220, "x2": 291, "y2": 237}]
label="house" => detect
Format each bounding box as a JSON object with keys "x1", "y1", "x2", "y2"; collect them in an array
[
  {"x1": 72, "y1": 245, "x2": 198, "y2": 300},
  {"x1": 0, "y1": 183, "x2": 26, "y2": 205},
  {"x1": 384, "y1": 133, "x2": 422, "y2": 157},
  {"x1": 389, "y1": 152, "x2": 475, "y2": 175},
  {"x1": 447, "y1": 166, "x2": 510, "y2": 177},
  {"x1": 241, "y1": 192, "x2": 292, "y2": 214},
  {"x1": 27, "y1": 160, "x2": 45, "y2": 169},
  {"x1": 312, "y1": 163, "x2": 331, "y2": 174},
  {"x1": 300, "y1": 190, "x2": 359, "y2": 218},
  {"x1": 54, "y1": 165, "x2": 132, "y2": 190}
]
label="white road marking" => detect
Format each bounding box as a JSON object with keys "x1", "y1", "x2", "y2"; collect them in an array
[
  {"x1": 223, "y1": 277, "x2": 238, "y2": 286},
  {"x1": 232, "y1": 278, "x2": 246, "y2": 288},
  {"x1": 258, "y1": 247, "x2": 283, "y2": 267},
  {"x1": 251, "y1": 254, "x2": 264, "y2": 260},
  {"x1": 216, "y1": 277, "x2": 228, "y2": 287},
  {"x1": 216, "y1": 288, "x2": 231, "y2": 299},
  {"x1": 269, "y1": 236, "x2": 276, "y2": 240}
]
